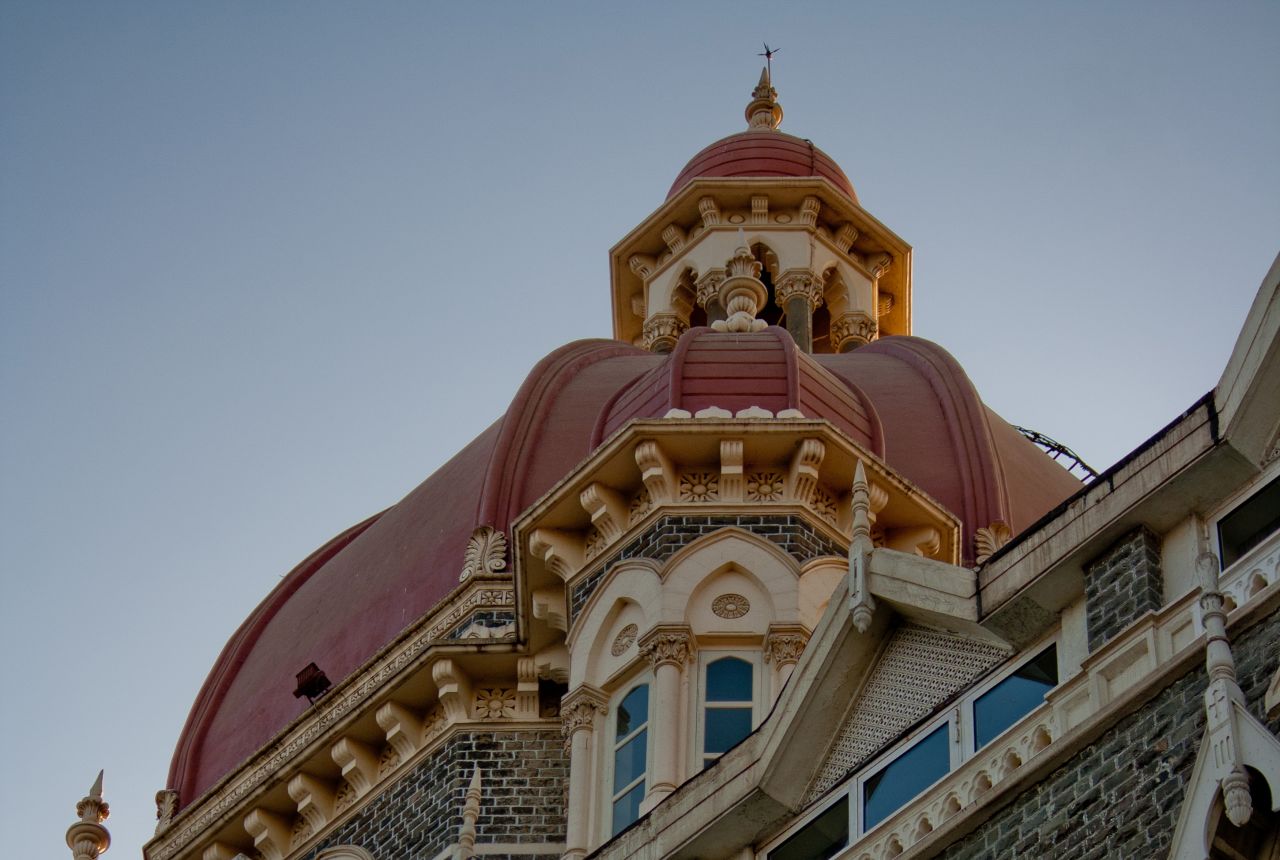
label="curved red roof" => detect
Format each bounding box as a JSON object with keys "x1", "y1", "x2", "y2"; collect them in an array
[
  {"x1": 667, "y1": 130, "x2": 857, "y2": 202},
  {"x1": 169, "y1": 331, "x2": 1079, "y2": 809}
]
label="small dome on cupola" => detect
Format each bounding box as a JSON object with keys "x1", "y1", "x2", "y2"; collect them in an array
[{"x1": 668, "y1": 68, "x2": 858, "y2": 202}]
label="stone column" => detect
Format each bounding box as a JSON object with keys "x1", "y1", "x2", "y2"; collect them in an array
[
  {"x1": 763, "y1": 625, "x2": 810, "y2": 700},
  {"x1": 561, "y1": 685, "x2": 607, "y2": 860},
  {"x1": 638, "y1": 625, "x2": 695, "y2": 812},
  {"x1": 775, "y1": 270, "x2": 823, "y2": 353}
]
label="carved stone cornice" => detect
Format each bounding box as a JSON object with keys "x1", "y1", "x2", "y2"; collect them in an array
[
  {"x1": 560, "y1": 685, "x2": 608, "y2": 737},
  {"x1": 639, "y1": 625, "x2": 696, "y2": 669},
  {"x1": 641, "y1": 313, "x2": 689, "y2": 353},
  {"x1": 831, "y1": 312, "x2": 877, "y2": 352},
  {"x1": 774, "y1": 269, "x2": 824, "y2": 310},
  {"x1": 763, "y1": 625, "x2": 810, "y2": 666}
]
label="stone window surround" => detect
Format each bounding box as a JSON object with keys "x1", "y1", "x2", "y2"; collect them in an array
[
  {"x1": 761, "y1": 632, "x2": 1062, "y2": 857},
  {"x1": 1198, "y1": 460, "x2": 1280, "y2": 628},
  {"x1": 1209, "y1": 459, "x2": 1280, "y2": 573}
]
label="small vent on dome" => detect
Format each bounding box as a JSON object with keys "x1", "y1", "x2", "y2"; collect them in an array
[{"x1": 292, "y1": 662, "x2": 332, "y2": 704}]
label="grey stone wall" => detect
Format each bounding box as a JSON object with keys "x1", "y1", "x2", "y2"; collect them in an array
[
  {"x1": 936, "y1": 607, "x2": 1280, "y2": 860},
  {"x1": 571, "y1": 514, "x2": 844, "y2": 622},
  {"x1": 303, "y1": 729, "x2": 568, "y2": 860},
  {"x1": 1084, "y1": 527, "x2": 1164, "y2": 650}
]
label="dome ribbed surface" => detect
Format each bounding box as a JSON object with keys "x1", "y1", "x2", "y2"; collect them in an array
[{"x1": 667, "y1": 130, "x2": 857, "y2": 201}]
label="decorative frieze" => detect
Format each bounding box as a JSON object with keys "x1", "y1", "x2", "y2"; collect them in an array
[
  {"x1": 474, "y1": 689, "x2": 517, "y2": 721},
  {"x1": 678, "y1": 471, "x2": 720, "y2": 502},
  {"x1": 746, "y1": 471, "x2": 785, "y2": 501}
]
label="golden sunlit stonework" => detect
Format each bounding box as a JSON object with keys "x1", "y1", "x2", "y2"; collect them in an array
[{"x1": 136, "y1": 71, "x2": 1280, "y2": 860}]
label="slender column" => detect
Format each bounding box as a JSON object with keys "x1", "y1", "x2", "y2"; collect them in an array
[
  {"x1": 561, "y1": 685, "x2": 608, "y2": 860},
  {"x1": 638, "y1": 625, "x2": 695, "y2": 812},
  {"x1": 775, "y1": 270, "x2": 823, "y2": 352},
  {"x1": 763, "y1": 625, "x2": 810, "y2": 700}
]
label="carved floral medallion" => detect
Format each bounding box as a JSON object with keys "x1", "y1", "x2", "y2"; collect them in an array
[
  {"x1": 611, "y1": 623, "x2": 639, "y2": 656},
  {"x1": 712, "y1": 593, "x2": 751, "y2": 619}
]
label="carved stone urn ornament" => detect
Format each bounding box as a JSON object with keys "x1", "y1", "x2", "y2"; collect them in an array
[{"x1": 712, "y1": 231, "x2": 769, "y2": 333}]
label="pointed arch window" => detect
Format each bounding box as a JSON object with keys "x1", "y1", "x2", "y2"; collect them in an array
[{"x1": 611, "y1": 683, "x2": 650, "y2": 835}]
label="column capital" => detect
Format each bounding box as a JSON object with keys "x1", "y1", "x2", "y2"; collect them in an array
[
  {"x1": 774, "y1": 268, "x2": 824, "y2": 310},
  {"x1": 560, "y1": 684, "x2": 608, "y2": 737},
  {"x1": 763, "y1": 625, "x2": 810, "y2": 666},
  {"x1": 831, "y1": 311, "x2": 877, "y2": 352},
  {"x1": 641, "y1": 313, "x2": 689, "y2": 353},
  {"x1": 639, "y1": 625, "x2": 696, "y2": 669}
]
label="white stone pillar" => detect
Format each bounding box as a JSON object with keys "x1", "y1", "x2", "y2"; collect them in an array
[
  {"x1": 764, "y1": 626, "x2": 810, "y2": 702},
  {"x1": 639, "y1": 625, "x2": 695, "y2": 812},
  {"x1": 561, "y1": 685, "x2": 607, "y2": 860}
]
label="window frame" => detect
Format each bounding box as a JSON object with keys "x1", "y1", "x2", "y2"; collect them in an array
[
  {"x1": 696, "y1": 650, "x2": 761, "y2": 769},
  {"x1": 1211, "y1": 466, "x2": 1280, "y2": 576},
  {"x1": 760, "y1": 636, "x2": 1061, "y2": 857},
  {"x1": 606, "y1": 678, "x2": 652, "y2": 837}
]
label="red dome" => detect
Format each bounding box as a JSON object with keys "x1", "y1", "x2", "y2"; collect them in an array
[
  {"x1": 168, "y1": 330, "x2": 1080, "y2": 809},
  {"x1": 667, "y1": 130, "x2": 858, "y2": 202}
]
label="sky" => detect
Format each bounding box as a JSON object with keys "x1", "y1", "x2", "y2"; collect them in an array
[{"x1": 1, "y1": 2, "x2": 1277, "y2": 857}]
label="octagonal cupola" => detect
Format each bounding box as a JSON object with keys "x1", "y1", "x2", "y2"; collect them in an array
[{"x1": 610, "y1": 68, "x2": 912, "y2": 354}]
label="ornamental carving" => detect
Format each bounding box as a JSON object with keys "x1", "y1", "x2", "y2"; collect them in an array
[
  {"x1": 628, "y1": 487, "x2": 652, "y2": 524},
  {"x1": 377, "y1": 744, "x2": 400, "y2": 777},
  {"x1": 154, "y1": 789, "x2": 178, "y2": 834},
  {"x1": 763, "y1": 631, "x2": 809, "y2": 665},
  {"x1": 333, "y1": 780, "x2": 357, "y2": 814},
  {"x1": 640, "y1": 629, "x2": 695, "y2": 668},
  {"x1": 712, "y1": 593, "x2": 751, "y2": 619},
  {"x1": 460, "y1": 526, "x2": 507, "y2": 582},
  {"x1": 695, "y1": 269, "x2": 727, "y2": 308},
  {"x1": 774, "y1": 270, "x2": 824, "y2": 309},
  {"x1": 810, "y1": 485, "x2": 838, "y2": 524},
  {"x1": 679, "y1": 471, "x2": 719, "y2": 502},
  {"x1": 611, "y1": 623, "x2": 639, "y2": 656},
  {"x1": 974, "y1": 521, "x2": 1013, "y2": 565},
  {"x1": 560, "y1": 689, "x2": 608, "y2": 738},
  {"x1": 474, "y1": 689, "x2": 516, "y2": 721},
  {"x1": 641, "y1": 313, "x2": 689, "y2": 352},
  {"x1": 746, "y1": 471, "x2": 785, "y2": 501},
  {"x1": 584, "y1": 526, "x2": 605, "y2": 561},
  {"x1": 831, "y1": 312, "x2": 877, "y2": 351}
]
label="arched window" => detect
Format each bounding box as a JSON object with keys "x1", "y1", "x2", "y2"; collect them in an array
[
  {"x1": 702, "y1": 656, "x2": 754, "y2": 768},
  {"x1": 611, "y1": 683, "x2": 650, "y2": 835}
]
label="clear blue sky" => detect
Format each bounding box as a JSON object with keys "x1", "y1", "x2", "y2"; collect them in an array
[{"x1": 2, "y1": 2, "x2": 1277, "y2": 856}]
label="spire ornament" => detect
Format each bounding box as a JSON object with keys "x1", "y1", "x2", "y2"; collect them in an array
[
  {"x1": 66, "y1": 771, "x2": 111, "y2": 860},
  {"x1": 848, "y1": 460, "x2": 877, "y2": 632},
  {"x1": 745, "y1": 65, "x2": 783, "y2": 130}
]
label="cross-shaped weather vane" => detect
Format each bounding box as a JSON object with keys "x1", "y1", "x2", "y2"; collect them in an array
[{"x1": 758, "y1": 42, "x2": 779, "y2": 77}]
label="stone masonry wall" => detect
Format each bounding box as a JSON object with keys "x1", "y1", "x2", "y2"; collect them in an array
[
  {"x1": 570, "y1": 514, "x2": 844, "y2": 623},
  {"x1": 1084, "y1": 526, "x2": 1164, "y2": 651},
  {"x1": 303, "y1": 729, "x2": 567, "y2": 860},
  {"x1": 937, "y1": 607, "x2": 1280, "y2": 860}
]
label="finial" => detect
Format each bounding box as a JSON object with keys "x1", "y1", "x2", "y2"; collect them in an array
[
  {"x1": 67, "y1": 771, "x2": 111, "y2": 860},
  {"x1": 849, "y1": 460, "x2": 876, "y2": 633},
  {"x1": 745, "y1": 58, "x2": 783, "y2": 131}
]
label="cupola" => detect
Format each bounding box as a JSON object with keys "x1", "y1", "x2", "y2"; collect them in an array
[{"x1": 611, "y1": 68, "x2": 911, "y2": 354}]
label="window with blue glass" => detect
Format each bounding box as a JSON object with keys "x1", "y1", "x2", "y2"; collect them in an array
[
  {"x1": 611, "y1": 684, "x2": 649, "y2": 835},
  {"x1": 972, "y1": 644, "x2": 1058, "y2": 750},
  {"x1": 861, "y1": 723, "x2": 951, "y2": 831},
  {"x1": 703, "y1": 656, "x2": 753, "y2": 767}
]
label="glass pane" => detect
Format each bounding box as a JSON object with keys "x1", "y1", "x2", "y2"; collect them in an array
[
  {"x1": 862, "y1": 724, "x2": 949, "y2": 831},
  {"x1": 611, "y1": 780, "x2": 646, "y2": 835},
  {"x1": 704, "y1": 707, "x2": 752, "y2": 754},
  {"x1": 616, "y1": 684, "x2": 649, "y2": 739},
  {"x1": 973, "y1": 645, "x2": 1059, "y2": 749},
  {"x1": 613, "y1": 728, "x2": 647, "y2": 794},
  {"x1": 769, "y1": 796, "x2": 849, "y2": 860},
  {"x1": 706, "y1": 657, "x2": 752, "y2": 702},
  {"x1": 1219, "y1": 476, "x2": 1280, "y2": 568}
]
